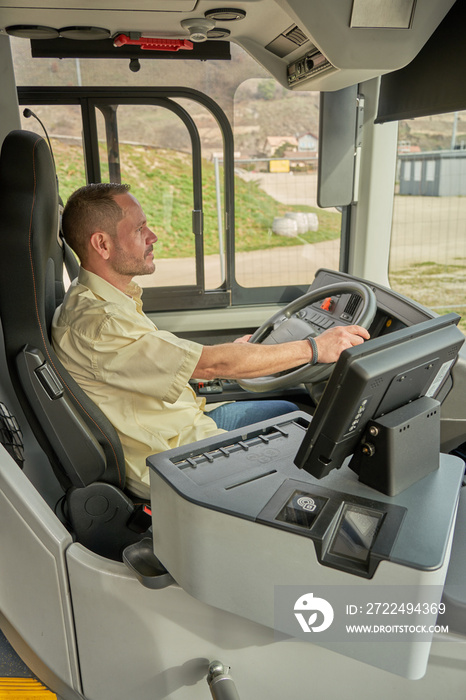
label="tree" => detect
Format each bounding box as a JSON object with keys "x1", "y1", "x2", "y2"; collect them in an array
[{"x1": 257, "y1": 80, "x2": 276, "y2": 101}]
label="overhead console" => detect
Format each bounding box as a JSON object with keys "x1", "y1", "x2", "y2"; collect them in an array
[
  {"x1": 0, "y1": 0, "x2": 459, "y2": 92},
  {"x1": 260, "y1": 0, "x2": 458, "y2": 91},
  {"x1": 286, "y1": 49, "x2": 335, "y2": 87}
]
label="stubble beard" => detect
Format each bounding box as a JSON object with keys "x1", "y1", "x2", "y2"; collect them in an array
[{"x1": 111, "y1": 245, "x2": 155, "y2": 278}]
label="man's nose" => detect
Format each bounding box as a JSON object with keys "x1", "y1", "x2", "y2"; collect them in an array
[{"x1": 148, "y1": 228, "x2": 158, "y2": 243}]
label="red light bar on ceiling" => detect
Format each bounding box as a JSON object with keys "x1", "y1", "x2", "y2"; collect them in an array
[{"x1": 113, "y1": 34, "x2": 193, "y2": 51}]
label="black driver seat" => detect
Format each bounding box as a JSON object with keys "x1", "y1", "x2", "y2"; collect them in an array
[{"x1": 0, "y1": 130, "x2": 150, "y2": 560}]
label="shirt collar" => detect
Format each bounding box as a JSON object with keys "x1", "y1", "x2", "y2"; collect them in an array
[{"x1": 77, "y1": 267, "x2": 144, "y2": 312}]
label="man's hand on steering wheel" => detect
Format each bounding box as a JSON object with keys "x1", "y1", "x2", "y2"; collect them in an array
[
  {"x1": 193, "y1": 284, "x2": 377, "y2": 392},
  {"x1": 236, "y1": 281, "x2": 378, "y2": 392},
  {"x1": 313, "y1": 324, "x2": 370, "y2": 364}
]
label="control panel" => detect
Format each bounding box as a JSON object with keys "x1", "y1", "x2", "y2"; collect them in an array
[
  {"x1": 272, "y1": 290, "x2": 367, "y2": 338},
  {"x1": 259, "y1": 478, "x2": 405, "y2": 578},
  {"x1": 287, "y1": 50, "x2": 334, "y2": 86}
]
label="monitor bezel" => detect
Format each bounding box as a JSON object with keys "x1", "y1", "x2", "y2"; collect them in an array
[{"x1": 294, "y1": 313, "x2": 464, "y2": 480}]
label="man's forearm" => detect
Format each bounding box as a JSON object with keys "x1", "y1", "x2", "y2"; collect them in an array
[
  {"x1": 191, "y1": 324, "x2": 370, "y2": 380},
  {"x1": 192, "y1": 340, "x2": 312, "y2": 380}
]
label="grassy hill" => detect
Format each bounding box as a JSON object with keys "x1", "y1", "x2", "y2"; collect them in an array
[{"x1": 53, "y1": 139, "x2": 340, "y2": 259}]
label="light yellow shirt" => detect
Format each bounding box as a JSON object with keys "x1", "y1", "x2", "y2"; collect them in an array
[{"x1": 51, "y1": 268, "x2": 223, "y2": 498}]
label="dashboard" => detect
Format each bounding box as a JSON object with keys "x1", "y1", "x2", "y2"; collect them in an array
[
  {"x1": 188, "y1": 268, "x2": 466, "y2": 453},
  {"x1": 191, "y1": 269, "x2": 440, "y2": 400},
  {"x1": 305, "y1": 268, "x2": 436, "y2": 337}
]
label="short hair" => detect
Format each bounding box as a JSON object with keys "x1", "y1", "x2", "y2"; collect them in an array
[{"x1": 61, "y1": 182, "x2": 131, "y2": 262}]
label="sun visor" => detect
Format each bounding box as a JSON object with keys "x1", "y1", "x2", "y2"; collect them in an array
[{"x1": 376, "y1": 1, "x2": 466, "y2": 122}]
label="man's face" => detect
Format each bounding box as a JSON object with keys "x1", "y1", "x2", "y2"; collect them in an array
[{"x1": 110, "y1": 193, "x2": 157, "y2": 278}]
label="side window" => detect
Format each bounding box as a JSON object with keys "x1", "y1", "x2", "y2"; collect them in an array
[
  {"x1": 19, "y1": 104, "x2": 86, "y2": 203},
  {"x1": 91, "y1": 95, "x2": 231, "y2": 310},
  {"x1": 233, "y1": 79, "x2": 341, "y2": 292},
  {"x1": 96, "y1": 104, "x2": 199, "y2": 289},
  {"x1": 14, "y1": 33, "x2": 342, "y2": 311},
  {"x1": 390, "y1": 112, "x2": 466, "y2": 334},
  {"x1": 95, "y1": 100, "x2": 227, "y2": 293}
]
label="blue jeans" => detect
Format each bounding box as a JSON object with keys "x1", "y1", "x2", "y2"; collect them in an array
[{"x1": 207, "y1": 400, "x2": 299, "y2": 432}]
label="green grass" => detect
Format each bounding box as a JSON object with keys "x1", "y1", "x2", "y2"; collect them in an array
[
  {"x1": 390, "y1": 261, "x2": 466, "y2": 335},
  {"x1": 53, "y1": 139, "x2": 340, "y2": 259}
]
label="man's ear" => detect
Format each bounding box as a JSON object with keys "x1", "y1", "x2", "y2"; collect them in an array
[{"x1": 89, "y1": 231, "x2": 112, "y2": 260}]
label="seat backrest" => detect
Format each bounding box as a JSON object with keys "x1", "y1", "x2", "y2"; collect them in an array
[{"x1": 0, "y1": 130, "x2": 126, "y2": 493}]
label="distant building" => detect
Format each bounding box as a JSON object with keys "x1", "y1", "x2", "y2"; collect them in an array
[
  {"x1": 263, "y1": 133, "x2": 319, "y2": 159},
  {"x1": 297, "y1": 133, "x2": 318, "y2": 152},
  {"x1": 398, "y1": 140, "x2": 421, "y2": 154},
  {"x1": 263, "y1": 136, "x2": 298, "y2": 156},
  {"x1": 399, "y1": 150, "x2": 466, "y2": 196}
]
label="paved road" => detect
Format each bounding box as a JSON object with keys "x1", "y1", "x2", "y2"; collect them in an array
[
  {"x1": 237, "y1": 170, "x2": 322, "y2": 208},
  {"x1": 140, "y1": 239, "x2": 340, "y2": 289}
]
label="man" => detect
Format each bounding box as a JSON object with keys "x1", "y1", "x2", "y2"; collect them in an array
[{"x1": 52, "y1": 183, "x2": 369, "y2": 498}]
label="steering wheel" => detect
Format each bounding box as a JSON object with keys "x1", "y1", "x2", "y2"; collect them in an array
[{"x1": 237, "y1": 282, "x2": 377, "y2": 393}]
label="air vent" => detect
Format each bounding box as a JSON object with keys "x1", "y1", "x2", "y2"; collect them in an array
[
  {"x1": 341, "y1": 293, "x2": 361, "y2": 321},
  {"x1": 265, "y1": 24, "x2": 311, "y2": 58},
  {"x1": 284, "y1": 25, "x2": 308, "y2": 46},
  {"x1": 370, "y1": 377, "x2": 385, "y2": 389},
  {"x1": 449, "y1": 344, "x2": 463, "y2": 357}
]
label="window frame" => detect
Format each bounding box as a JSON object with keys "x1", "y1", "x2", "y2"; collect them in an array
[{"x1": 18, "y1": 85, "x2": 322, "y2": 311}]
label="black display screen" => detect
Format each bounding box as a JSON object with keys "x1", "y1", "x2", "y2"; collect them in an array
[{"x1": 294, "y1": 313, "x2": 464, "y2": 481}]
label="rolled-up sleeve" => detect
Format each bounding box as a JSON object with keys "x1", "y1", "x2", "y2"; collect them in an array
[{"x1": 95, "y1": 315, "x2": 203, "y2": 404}]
